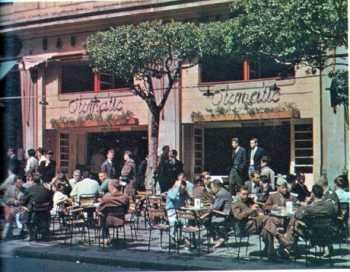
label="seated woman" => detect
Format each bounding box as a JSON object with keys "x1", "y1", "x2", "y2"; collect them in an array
[
  {"x1": 97, "y1": 179, "x2": 129, "y2": 244},
  {"x1": 51, "y1": 183, "x2": 69, "y2": 217}
]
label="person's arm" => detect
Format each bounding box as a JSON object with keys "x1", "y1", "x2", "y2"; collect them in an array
[
  {"x1": 270, "y1": 169, "x2": 275, "y2": 190},
  {"x1": 167, "y1": 186, "x2": 180, "y2": 201},
  {"x1": 100, "y1": 180, "x2": 109, "y2": 192},
  {"x1": 263, "y1": 194, "x2": 274, "y2": 212},
  {"x1": 232, "y1": 203, "x2": 254, "y2": 220},
  {"x1": 239, "y1": 149, "x2": 247, "y2": 170},
  {"x1": 70, "y1": 184, "x2": 78, "y2": 197}
]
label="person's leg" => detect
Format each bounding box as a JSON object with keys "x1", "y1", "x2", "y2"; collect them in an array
[{"x1": 229, "y1": 167, "x2": 236, "y2": 195}]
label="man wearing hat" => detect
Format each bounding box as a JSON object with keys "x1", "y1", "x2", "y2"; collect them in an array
[{"x1": 264, "y1": 175, "x2": 296, "y2": 213}]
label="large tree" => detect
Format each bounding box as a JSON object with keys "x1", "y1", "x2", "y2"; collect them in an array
[
  {"x1": 87, "y1": 20, "x2": 201, "y2": 191},
  {"x1": 229, "y1": 0, "x2": 348, "y2": 174},
  {"x1": 231, "y1": 0, "x2": 347, "y2": 68}
]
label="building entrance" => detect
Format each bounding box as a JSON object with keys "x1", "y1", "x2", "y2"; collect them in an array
[
  {"x1": 204, "y1": 123, "x2": 290, "y2": 177},
  {"x1": 87, "y1": 130, "x2": 148, "y2": 175}
]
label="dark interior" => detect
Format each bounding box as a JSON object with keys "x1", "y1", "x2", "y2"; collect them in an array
[{"x1": 204, "y1": 124, "x2": 290, "y2": 177}]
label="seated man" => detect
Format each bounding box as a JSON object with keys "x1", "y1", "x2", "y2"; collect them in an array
[
  {"x1": 260, "y1": 177, "x2": 297, "y2": 259},
  {"x1": 97, "y1": 180, "x2": 129, "y2": 244},
  {"x1": 70, "y1": 170, "x2": 102, "y2": 199},
  {"x1": 277, "y1": 184, "x2": 338, "y2": 257},
  {"x1": 232, "y1": 186, "x2": 266, "y2": 234},
  {"x1": 203, "y1": 179, "x2": 232, "y2": 249},
  {"x1": 244, "y1": 171, "x2": 263, "y2": 195},
  {"x1": 99, "y1": 171, "x2": 112, "y2": 194},
  {"x1": 259, "y1": 175, "x2": 273, "y2": 203},
  {"x1": 21, "y1": 173, "x2": 53, "y2": 240},
  {"x1": 201, "y1": 172, "x2": 214, "y2": 207},
  {"x1": 2, "y1": 176, "x2": 27, "y2": 239},
  {"x1": 334, "y1": 176, "x2": 350, "y2": 204},
  {"x1": 166, "y1": 177, "x2": 191, "y2": 241},
  {"x1": 264, "y1": 177, "x2": 296, "y2": 213},
  {"x1": 291, "y1": 173, "x2": 310, "y2": 202}
]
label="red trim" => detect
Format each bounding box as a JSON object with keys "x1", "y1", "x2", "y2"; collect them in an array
[
  {"x1": 243, "y1": 59, "x2": 250, "y2": 80},
  {"x1": 94, "y1": 72, "x2": 100, "y2": 92}
]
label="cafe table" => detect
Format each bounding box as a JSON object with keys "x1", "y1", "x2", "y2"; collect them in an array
[
  {"x1": 177, "y1": 206, "x2": 210, "y2": 254},
  {"x1": 270, "y1": 207, "x2": 296, "y2": 230}
]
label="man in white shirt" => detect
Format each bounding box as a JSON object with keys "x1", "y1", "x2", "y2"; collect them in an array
[
  {"x1": 25, "y1": 149, "x2": 38, "y2": 175},
  {"x1": 70, "y1": 170, "x2": 102, "y2": 199},
  {"x1": 248, "y1": 138, "x2": 265, "y2": 176}
]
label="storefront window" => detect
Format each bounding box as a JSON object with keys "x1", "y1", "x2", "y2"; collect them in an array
[
  {"x1": 99, "y1": 72, "x2": 130, "y2": 90},
  {"x1": 200, "y1": 55, "x2": 294, "y2": 83},
  {"x1": 61, "y1": 63, "x2": 94, "y2": 93},
  {"x1": 200, "y1": 56, "x2": 244, "y2": 83},
  {"x1": 249, "y1": 56, "x2": 295, "y2": 80}
]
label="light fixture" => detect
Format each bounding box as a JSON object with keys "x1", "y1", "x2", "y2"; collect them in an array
[
  {"x1": 91, "y1": 96, "x2": 100, "y2": 104},
  {"x1": 270, "y1": 83, "x2": 280, "y2": 92},
  {"x1": 39, "y1": 98, "x2": 48, "y2": 106},
  {"x1": 202, "y1": 87, "x2": 214, "y2": 97}
]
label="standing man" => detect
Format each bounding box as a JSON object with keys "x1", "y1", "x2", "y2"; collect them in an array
[
  {"x1": 168, "y1": 149, "x2": 183, "y2": 185},
  {"x1": 7, "y1": 148, "x2": 20, "y2": 176},
  {"x1": 156, "y1": 145, "x2": 171, "y2": 193},
  {"x1": 120, "y1": 150, "x2": 136, "y2": 196},
  {"x1": 101, "y1": 148, "x2": 116, "y2": 179},
  {"x1": 24, "y1": 149, "x2": 39, "y2": 175},
  {"x1": 38, "y1": 150, "x2": 56, "y2": 184},
  {"x1": 248, "y1": 138, "x2": 265, "y2": 176},
  {"x1": 229, "y1": 138, "x2": 247, "y2": 195}
]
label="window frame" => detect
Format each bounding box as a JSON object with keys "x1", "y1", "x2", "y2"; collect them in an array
[
  {"x1": 58, "y1": 60, "x2": 131, "y2": 95},
  {"x1": 199, "y1": 57, "x2": 295, "y2": 85}
]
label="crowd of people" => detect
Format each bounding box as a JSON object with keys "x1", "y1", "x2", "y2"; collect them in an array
[
  {"x1": 0, "y1": 146, "x2": 140, "y2": 241},
  {"x1": 1, "y1": 138, "x2": 349, "y2": 260}
]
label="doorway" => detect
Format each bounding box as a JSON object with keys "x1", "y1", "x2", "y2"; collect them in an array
[
  {"x1": 204, "y1": 123, "x2": 290, "y2": 177},
  {"x1": 87, "y1": 130, "x2": 148, "y2": 175}
]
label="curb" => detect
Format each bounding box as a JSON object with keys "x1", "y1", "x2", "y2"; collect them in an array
[{"x1": 14, "y1": 247, "x2": 218, "y2": 270}]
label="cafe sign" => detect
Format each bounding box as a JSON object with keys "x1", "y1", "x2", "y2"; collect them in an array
[
  {"x1": 210, "y1": 85, "x2": 280, "y2": 108},
  {"x1": 68, "y1": 96, "x2": 124, "y2": 116}
]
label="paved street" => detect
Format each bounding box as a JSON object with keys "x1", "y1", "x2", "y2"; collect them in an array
[{"x1": 1, "y1": 256, "x2": 143, "y2": 272}]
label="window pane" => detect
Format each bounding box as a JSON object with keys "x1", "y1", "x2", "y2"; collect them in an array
[
  {"x1": 250, "y1": 56, "x2": 294, "y2": 79},
  {"x1": 201, "y1": 56, "x2": 243, "y2": 82},
  {"x1": 100, "y1": 73, "x2": 130, "y2": 90},
  {"x1": 61, "y1": 64, "x2": 93, "y2": 93}
]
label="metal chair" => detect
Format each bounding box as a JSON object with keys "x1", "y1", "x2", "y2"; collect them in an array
[
  {"x1": 298, "y1": 216, "x2": 338, "y2": 265},
  {"x1": 145, "y1": 197, "x2": 171, "y2": 253}
]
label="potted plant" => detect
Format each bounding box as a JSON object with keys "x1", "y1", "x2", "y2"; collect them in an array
[{"x1": 84, "y1": 113, "x2": 97, "y2": 127}]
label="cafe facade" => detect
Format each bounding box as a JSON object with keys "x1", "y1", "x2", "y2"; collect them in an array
[{"x1": 0, "y1": 1, "x2": 325, "y2": 186}]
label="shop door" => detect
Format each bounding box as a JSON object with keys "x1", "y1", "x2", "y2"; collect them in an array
[{"x1": 204, "y1": 124, "x2": 290, "y2": 177}]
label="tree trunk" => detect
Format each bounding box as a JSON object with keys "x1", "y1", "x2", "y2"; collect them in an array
[{"x1": 145, "y1": 110, "x2": 160, "y2": 192}]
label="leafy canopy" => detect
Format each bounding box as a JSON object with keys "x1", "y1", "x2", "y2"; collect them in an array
[
  {"x1": 231, "y1": 0, "x2": 348, "y2": 68},
  {"x1": 87, "y1": 20, "x2": 201, "y2": 111}
]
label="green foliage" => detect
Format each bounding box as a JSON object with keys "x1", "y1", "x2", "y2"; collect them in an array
[
  {"x1": 87, "y1": 20, "x2": 201, "y2": 108},
  {"x1": 231, "y1": 0, "x2": 348, "y2": 68}
]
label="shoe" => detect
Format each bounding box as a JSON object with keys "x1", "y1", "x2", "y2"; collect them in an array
[
  {"x1": 213, "y1": 238, "x2": 225, "y2": 249},
  {"x1": 323, "y1": 246, "x2": 333, "y2": 258},
  {"x1": 183, "y1": 238, "x2": 191, "y2": 247},
  {"x1": 277, "y1": 235, "x2": 293, "y2": 249}
]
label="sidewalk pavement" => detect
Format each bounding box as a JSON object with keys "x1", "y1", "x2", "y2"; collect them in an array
[{"x1": 2, "y1": 233, "x2": 350, "y2": 270}]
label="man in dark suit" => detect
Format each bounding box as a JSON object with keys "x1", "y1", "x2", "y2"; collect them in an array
[
  {"x1": 38, "y1": 150, "x2": 56, "y2": 184},
  {"x1": 21, "y1": 173, "x2": 53, "y2": 240},
  {"x1": 7, "y1": 147, "x2": 20, "y2": 175},
  {"x1": 248, "y1": 138, "x2": 265, "y2": 176},
  {"x1": 229, "y1": 138, "x2": 247, "y2": 195}
]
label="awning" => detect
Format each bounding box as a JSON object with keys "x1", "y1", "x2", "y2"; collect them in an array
[
  {"x1": 0, "y1": 59, "x2": 17, "y2": 80},
  {"x1": 21, "y1": 50, "x2": 86, "y2": 70}
]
